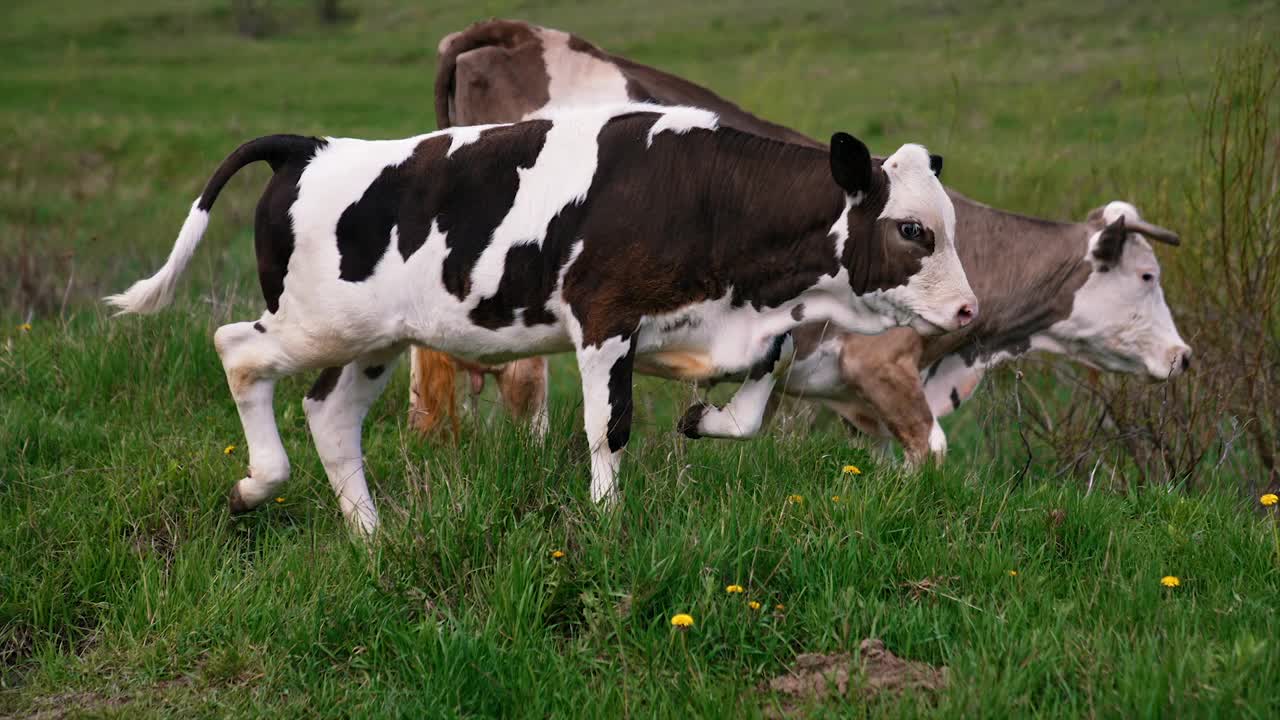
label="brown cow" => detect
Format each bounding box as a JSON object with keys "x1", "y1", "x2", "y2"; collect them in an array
[{"x1": 414, "y1": 19, "x2": 1190, "y2": 464}]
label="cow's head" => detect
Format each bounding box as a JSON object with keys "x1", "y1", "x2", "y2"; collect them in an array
[
  {"x1": 832, "y1": 134, "x2": 978, "y2": 335},
  {"x1": 1047, "y1": 201, "x2": 1191, "y2": 380}
]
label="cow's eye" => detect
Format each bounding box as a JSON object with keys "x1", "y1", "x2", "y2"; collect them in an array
[
  {"x1": 1141, "y1": 272, "x2": 1154, "y2": 283},
  {"x1": 898, "y1": 222, "x2": 923, "y2": 240}
]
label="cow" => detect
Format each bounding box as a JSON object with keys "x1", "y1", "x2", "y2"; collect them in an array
[
  {"x1": 413, "y1": 19, "x2": 1191, "y2": 465},
  {"x1": 106, "y1": 103, "x2": 976, "y2": 534}
]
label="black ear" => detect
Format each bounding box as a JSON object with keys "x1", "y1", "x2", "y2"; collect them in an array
[
  {"x1": 830, "y1": 132, "x2": 873, "y2": 196},
  {"x1": 929, "y1": 154, "x2": 943, "y2": 178},
  {"x1": 1092, "y1": 216, "x2": 1128, "y2": 264}
]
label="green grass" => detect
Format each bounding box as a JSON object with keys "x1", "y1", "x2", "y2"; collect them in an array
[{"x1": 3, "y1": 0, "x2": 1280, "y2": 716}]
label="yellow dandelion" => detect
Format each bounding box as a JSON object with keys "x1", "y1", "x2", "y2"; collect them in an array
[
  {"x1": 1161, "y1": 575, "x2": 1180, "y2": 588},
  {"x1": 1008, "y1": 570, "x2": 1018, "y2": 577},
  {"x1": 748, "y1": 600, "x2": 761, "y2": 611},
  {"x1": 671, "y1": 613, "x2": 694, "y2": 628},
  {"x1": 18, "y1": 323, "x2": 32, "y2": 332},
  {"x1": 842, "y1": 465, "x2": 861, "y2": 475},
  {"x1": 1262, "y1": 493, "x2": 1278, "y2": 507},
  {"x1": 223, "y1": 444, "x2": 236, "y2": 455},
  {"x1": 725, "y1": 584, "x2": 744, "y2": 594},
  {"x1": 275, "y1": 497, "x2": 285, "y2": 504},
  {"x1": 551, "y1": 550, "x2": 566, "y2": 560},
  {"x1": 774, "y1": 603, "x2": 785, "y2": 611},
  {"x1": 787, "y1": 494, "x2": 804, "y2": 505},
  {"x1": 831, "y1": 495, "x2": 841, "y2": 503}
]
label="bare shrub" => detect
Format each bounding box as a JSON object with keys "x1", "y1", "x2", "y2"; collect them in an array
[{"x1": 975, "y1": 46, "x2": 1279, "y2": 494}]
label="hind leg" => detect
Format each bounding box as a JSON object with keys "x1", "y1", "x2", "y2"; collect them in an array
[
  {"x1": 215, "y1": 320, "x2": 303, "y2": 515},
  {"x1": 303, "y1": 346, "x2": 404, "y2": 535}
]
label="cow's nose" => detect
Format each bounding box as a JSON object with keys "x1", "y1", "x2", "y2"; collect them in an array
[{"x1": 955, "y1": 302, "x2": 978, "y2": 328}]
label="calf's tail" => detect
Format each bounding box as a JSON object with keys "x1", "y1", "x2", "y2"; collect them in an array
[{"x1": 105, "y1": 134, "x2": 323, "y2": 315}]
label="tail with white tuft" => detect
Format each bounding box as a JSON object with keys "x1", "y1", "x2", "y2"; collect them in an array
[
  {"x1": 104, "y1": 200, "x2": 210, "y2": 314},
  {"x1": 104, "y1": 133, "x2": 326, "y2": 316}
]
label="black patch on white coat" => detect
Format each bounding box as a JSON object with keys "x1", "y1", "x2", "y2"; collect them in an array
[
  {"x1": 791, "y1": 304, "x2": 805, "y2": 321},
  {"x1": 335, "y1": 165, "x2": 410, "y2": 282},
  {"x1": 950, "y1": 387, "x2": 962, "y2": 411},
  {"x1": 307, "y1": 367, "x2": 343, "y2": 401},
  {"x1": 747, "y1": 334, "x2": 788, "y2": 380},
  {"x1": 363, "y1": 365, "x2": 385, "y2": 380},
  {"x1": 605, "y1": 337, "x2": 637, "y2": 453},
  {"x1": 329, "y1": 122, "x2": 552, "y2": 290},
  {"x1": 439, "y1": 121, "x2": 552, "y2": 298},
  {"x1": 253, "y1": 322, "x2": 266, "y2": 333},
  {"x1": 468, "y1": 195, "x2": 589, "y2": 330}
]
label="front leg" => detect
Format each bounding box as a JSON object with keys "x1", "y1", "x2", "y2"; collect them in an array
[
  {"x1": 839, "y1": 330, "x2": 936, "y2": 467},
  {"x1": 575, "y1": 333, "x2": 637, "y2": 505},
  {"x1": 679, "y1": 334, "x2": 792, "y2": 440},
  {"x1": 678, "y1": 374, "x2": 777, "y2": 439}
]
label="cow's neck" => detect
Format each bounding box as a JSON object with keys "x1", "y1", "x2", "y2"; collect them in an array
[
  {"x1": 920, "y1": 190, "x2": 1093, "y2": 368},
  {"x1": 695, "y1": 130, "x2": 858, "y2": 308}
]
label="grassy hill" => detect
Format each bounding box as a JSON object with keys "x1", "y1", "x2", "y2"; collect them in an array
[{"x1": 2, "y1": 0, "x2": 1279, "y2": 716}]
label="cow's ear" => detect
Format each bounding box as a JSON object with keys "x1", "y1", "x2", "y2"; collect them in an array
[
  {"x1": 929, "y1": 153, "x2": 943, "y2": 178},
  {"x1": 830, "y1": 132, "x2": 873, "y2": 196},
  {"x1": 1091, "y1": 216, "x2": 1128, "y2": 265}
]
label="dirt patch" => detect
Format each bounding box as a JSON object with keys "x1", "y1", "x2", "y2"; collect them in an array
[
  {"x1": 759, "y1": 639, "x2": 948, "y2": 716},
  {"x1": 13, "y1": 676, "x2": 192, "y2": 720}
]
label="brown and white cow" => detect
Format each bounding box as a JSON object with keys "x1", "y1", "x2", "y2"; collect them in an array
[
  {"x1": 413, "y1": 19, "x2": 1191, "y2": 464},
  {"x1": 107, "y1": 103, "x2": 975, "y2": 533}
]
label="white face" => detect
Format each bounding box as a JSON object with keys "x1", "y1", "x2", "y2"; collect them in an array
[
  {"x1": 874, "y1": 144, "x2": 978, "y2": 335},
  {"x1": 1046, "y1": 202, "x2": 1192, "y2": 380}
]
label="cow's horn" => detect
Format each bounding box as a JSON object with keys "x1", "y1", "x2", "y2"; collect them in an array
[{"x1": 1128, "y1": 218, "x2": 1180, "y2": 246}]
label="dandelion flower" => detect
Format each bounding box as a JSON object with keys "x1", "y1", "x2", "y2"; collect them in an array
[
  {"x1": 831, "y1": 495, "x2": 841, "y2": 503},
  {"x1": 1262, "y1": 493, "x2": 1278, "y2": 507},
  {"x1": 842, "y1": 465, "x2": 861, "y2": 475},
  {"x1": 1161, "y1": 575, "x2": 1180, "y2": 588},
  {"x1": 774, "y1": 604, "x2": 785, "y2": 611},
  {"x1": 748, "y1": 601, "x2": 761, "y2": 611},
  {"x1": 787, "y1": 494, "x2": 804, "y2": 505},
  {"x1": 223, "y1": 444, "x2": 236, "y2": 455},
  {"x1": 725, "y1": 584, "x2": 744, "y2": 594},
  {"x1": 551, "y1": 550, "x2": 566, "y2": 560},
  {"x1": 671, "y1": 613, "x2": 694, "y2": 628},
  {"x1": 275, "y1": 497, "x2": 285, "y2": 504},
  {"x1": 1008, "y1": 570, "x2": 1018, "y2": 577},
  {"x1": 18, "y1": 323, "x2": 32, "y2": 332}
]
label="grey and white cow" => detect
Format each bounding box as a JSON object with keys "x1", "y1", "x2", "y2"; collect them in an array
[
  {"x1": 416, "y1": 19, "x2": 1190, "y2": 465},
  {"x1": 108, "y1": 103, "x2": 976, "y2": 533}
]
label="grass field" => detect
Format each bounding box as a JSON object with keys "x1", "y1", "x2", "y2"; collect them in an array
[{"x1": 3, "y1": 0, "x2": 1280, "y2": 716}]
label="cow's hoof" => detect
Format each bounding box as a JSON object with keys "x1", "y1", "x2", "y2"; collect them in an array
[
  {"x1": 677, "y1": 402, "x2": 711, "y2": 439},
  {"x1": 228, "y1": 483, "x2": 252, "y2": 515}
]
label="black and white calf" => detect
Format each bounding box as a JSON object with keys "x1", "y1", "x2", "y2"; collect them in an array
[{"x1": 107, "y1": 103, "x2": 976, "y2": 534}]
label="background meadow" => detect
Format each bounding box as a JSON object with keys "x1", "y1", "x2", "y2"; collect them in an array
[{"x1": 2, "y1": 0, "x2": 1279, "y2": 716}]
